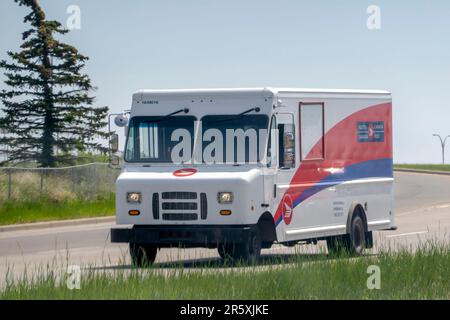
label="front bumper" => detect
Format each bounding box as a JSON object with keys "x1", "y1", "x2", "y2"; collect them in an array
[{"x1": 111, "y1": 224, "x2": 257, "y2": 248}]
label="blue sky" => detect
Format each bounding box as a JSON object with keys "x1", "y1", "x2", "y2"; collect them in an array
[{"x1": 1, "y1": 0, "x2": 450, "y2": 163}]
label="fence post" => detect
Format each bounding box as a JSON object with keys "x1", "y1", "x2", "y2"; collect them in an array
[
  {"x1": 40, "y1": 170, "x2": 44, "y2": 192},
  {"x1": 93, "y1": 163, "x2": 97, "y2": 199},
  {"x1": 71, "y1": 167, "x2": 76, "y2": 195},
  {"x1": 7, "y1": 169, "x2": 12, "y2": 200}
]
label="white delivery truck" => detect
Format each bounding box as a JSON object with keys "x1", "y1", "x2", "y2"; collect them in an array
[{"x1": 110, "y1": 88, "x2": 395, "y2": 265}]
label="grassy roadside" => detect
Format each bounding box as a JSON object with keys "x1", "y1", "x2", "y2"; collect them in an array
[
  {"x1": 0, "y1": 194, "x2": 114, "y2": 225},
  {"x1": 1, "y1": 244, "x2": 449, "y2": 299},
  {"x1": 394, "y1": 164, "x2": 450, "y2": 172}
]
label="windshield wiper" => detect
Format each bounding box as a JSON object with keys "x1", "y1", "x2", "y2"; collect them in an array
[
  {"x1": 207, "y1": 107, "x2": 261, "y2": 124},
  {"x1": 154, "y1": 108, "x2": 189, "y2": 122},
  {"x1": 238, "y1": 107, "x2": 261, "y2": 116}
]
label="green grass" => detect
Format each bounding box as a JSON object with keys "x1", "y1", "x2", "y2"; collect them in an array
[
  {"x1": 394, "y1": 164, "x2": 450, "y2": 172},
  {"x1": 0, "y1": 194, "x2": 115, "y2": 225},
  {"x1": 1, "y1": 243, "x2": 449, "y2": 299}
]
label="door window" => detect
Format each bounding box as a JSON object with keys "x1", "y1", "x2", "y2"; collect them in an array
[{"x1": 300, "y1": 103, "x2": 324, "y2": 160}]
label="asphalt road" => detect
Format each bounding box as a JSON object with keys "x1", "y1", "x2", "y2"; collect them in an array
[{"x1": 0, "y1": 172, "x2": 449, "y2": 284}]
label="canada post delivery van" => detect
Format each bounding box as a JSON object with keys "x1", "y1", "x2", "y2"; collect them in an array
[{"x1": 110, "y1": 88, "x2": 395, "y2": 265}]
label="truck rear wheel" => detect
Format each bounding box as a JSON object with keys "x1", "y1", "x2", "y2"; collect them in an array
[
  {"x1": 349, "y1": 215, "x2": 366, "y2": 254},
  {"x1": 218, "y1": 229, "x2": 261, "y2": 263},
  {"x1": 129, "y1": 243, "x2": 157, "y2": 267},
  {"x1": 327, "y1": 215, "x2": 366, "y2": 256}
]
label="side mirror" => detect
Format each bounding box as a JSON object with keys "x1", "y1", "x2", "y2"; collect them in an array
[
  {"x1": 114, "y1": 114, "x2": 129, "y2": 127},
  {"x1": 282, "y1": 124, "x2": 295, "y2": 169},
  {"x1": 110, "y1": 133, "x2": 119, "y2": 153}
]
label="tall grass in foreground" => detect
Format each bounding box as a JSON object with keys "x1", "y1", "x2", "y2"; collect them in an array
[{"x1": 1, "y1": 242, "x2": 449, "y2": 300}]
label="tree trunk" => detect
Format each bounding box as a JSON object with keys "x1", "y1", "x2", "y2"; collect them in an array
[
  {"x1": 40, "y1": 26, "x2": 55, "y2": 167},
  {"x1": 41, "y1": 109, "x2": 55, "y2": 167}
]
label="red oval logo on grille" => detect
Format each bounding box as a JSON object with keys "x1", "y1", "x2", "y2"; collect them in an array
[{"x1": 173, "y1": 168, "x2": 197, "y2": 177}]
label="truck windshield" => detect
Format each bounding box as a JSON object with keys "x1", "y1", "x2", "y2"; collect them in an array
[
  {"x1": 125, "y1": 116, "x2": 196, "y2": 162},
  {"x1": 201, "y1": 115, "x2": 269, "y2": 164}
]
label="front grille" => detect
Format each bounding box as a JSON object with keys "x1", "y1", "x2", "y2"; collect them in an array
[
  {"x1": 162, "y1": 202, "x2": 197, "y2": 210},
  {"x1": 162, "y1": 213, "x2": 198, "y2": 221},
  {"x1": 162, "y1": 192, "x2": 197, "y2": 200},
  {"x1": 152, "y1": 193, "x2": 159, "y2": 219},
  {"x1": 200, "y1": 193, "x2": 207, "y2": 220},
  {"x1": 156, "y1": 191, "x2": 207, "y2": 221}
]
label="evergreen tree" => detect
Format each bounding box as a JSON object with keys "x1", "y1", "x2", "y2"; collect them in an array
[{"x1": 0, "y1": 0, "x2": 109, "y2": 167}]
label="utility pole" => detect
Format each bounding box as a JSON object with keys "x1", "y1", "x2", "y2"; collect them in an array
[{"x1": 432, "y1": 134, "x2": 450, "y2": 165}]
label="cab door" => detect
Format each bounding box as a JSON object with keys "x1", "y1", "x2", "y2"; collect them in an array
[
  {"x1": 262, "y1": 115, "x2": 278, "y2": 209},
  {"x1": 272, "y1": 113, "x2": 297, "y2": 239}
]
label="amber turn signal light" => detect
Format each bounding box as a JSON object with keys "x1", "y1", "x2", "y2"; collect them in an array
[
  {"x1": 128, "y1": 210, "x2": 140, "y2": 216},
  {"x1": 220, "y1": 210, "x2": 232, "y2": 216}
]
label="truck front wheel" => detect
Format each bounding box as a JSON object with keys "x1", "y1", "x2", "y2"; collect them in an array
[
  {"x1": 218, "y1": 229, "x2": 261, "y2": 263},
  {"x1": 129, "y1": 243, "x2": 158, "y2": 267}
]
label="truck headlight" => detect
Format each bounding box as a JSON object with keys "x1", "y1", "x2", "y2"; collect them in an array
[
  {"x1": 217, "y1": 192, "x2": 233, "y2": 204},
  {"x1": 127, "y1": 192, "x2": 141, "y2": 204}
]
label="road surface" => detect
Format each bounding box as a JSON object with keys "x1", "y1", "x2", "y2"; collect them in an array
[{"x1": 0, "y1": 172, "x2": 449, "y2": 284}]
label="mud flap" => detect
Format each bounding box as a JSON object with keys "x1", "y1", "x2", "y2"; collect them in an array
[{"x1": 365, "y1": 231, "x2": 374, "y2": 249}]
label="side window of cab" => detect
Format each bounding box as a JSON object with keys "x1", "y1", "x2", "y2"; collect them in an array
[{"x1": 266, "y1": 115, "x2": 277, "y2": 167}]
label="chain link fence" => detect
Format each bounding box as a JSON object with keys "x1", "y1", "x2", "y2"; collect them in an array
[{"x1": 0, "y1": 163, "x2": 120, "y2": 202}]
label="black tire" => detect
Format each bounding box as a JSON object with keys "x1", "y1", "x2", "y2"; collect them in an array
[
  {"x1": 218, "y1": 229, "x2": 262, "y2": 263},
  {"x1": 327, "y1": 215, "x2": 366, "y2": 256},
  {"x1": 349, "y1": 215, "x2": 366, "y2": 255},
  {"x1": 218, "y1": 244, "x2": 231, "y2": 260},
  {"x1": 129, "y1": 243, "x2": 158, "y2": 267}
]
